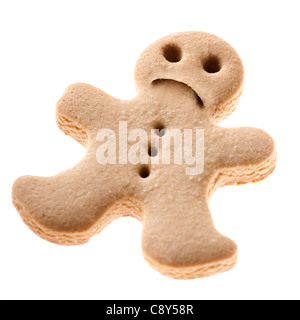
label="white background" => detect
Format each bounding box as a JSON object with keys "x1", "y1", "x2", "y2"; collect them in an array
[{"x1": 0, "y1": 0, "x2": 299, "y2": 300}]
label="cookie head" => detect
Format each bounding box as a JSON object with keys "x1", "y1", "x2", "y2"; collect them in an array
[{"x1": 134, "y1": 31, "x2": 244, "y2": 122}]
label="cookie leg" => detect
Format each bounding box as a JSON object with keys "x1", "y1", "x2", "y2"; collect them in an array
[
  {"x1": 12, "y1": 157, "x2": 122, "y2": 245},
  {"x1": 141, "y1": 193, "x2": 237, "y2": 279}
]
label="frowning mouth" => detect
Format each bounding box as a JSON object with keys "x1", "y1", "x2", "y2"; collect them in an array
[{"x1": 152, "y1": 79, "x2": 204, "y2": 107}]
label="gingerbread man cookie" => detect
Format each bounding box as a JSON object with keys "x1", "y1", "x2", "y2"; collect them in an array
[{"x1": 12, "y1": 32, "x2": 276, "y2": 279}]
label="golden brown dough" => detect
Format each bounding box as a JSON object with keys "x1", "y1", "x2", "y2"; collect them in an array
[{"x1": 12, "y1": 32, "x2": 276, "y2": 279}]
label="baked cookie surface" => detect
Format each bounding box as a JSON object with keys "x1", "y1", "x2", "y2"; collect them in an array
[{"x1": 12, "y1": 32, "x2": 276, "y2": 279}]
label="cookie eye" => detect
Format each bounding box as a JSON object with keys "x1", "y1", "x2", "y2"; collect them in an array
[
  {"x1": 163, "y1": 44, "x2": 182, "y2": 63},
  {"x1": 203, "y1": 55, "x2": 222, "y2": 73}
]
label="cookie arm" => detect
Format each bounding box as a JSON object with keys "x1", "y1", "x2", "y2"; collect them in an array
[
  {"x1": 214, "y1": 127, "x2": 276, "y2": 186},
  {"x1": 56, "y1": 83, "x2": 117, "y2": 147}
]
